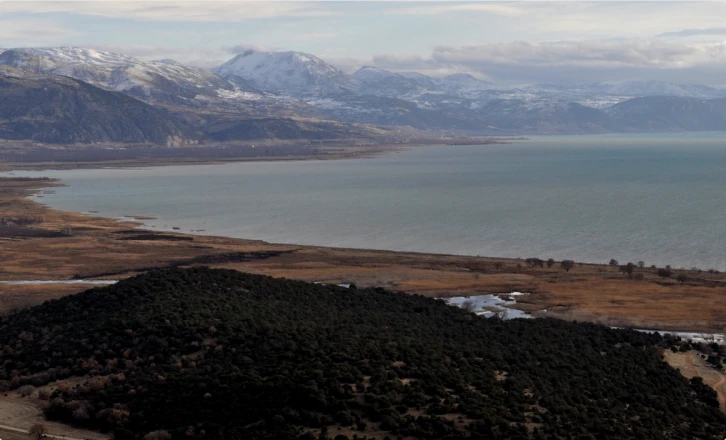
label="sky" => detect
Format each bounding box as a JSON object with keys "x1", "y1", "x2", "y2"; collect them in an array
[{"x1": 2, "y1": 1, "x2": 726, "y2": 86}]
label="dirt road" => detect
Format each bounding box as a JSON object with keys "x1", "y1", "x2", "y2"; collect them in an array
[
  {"x1": 0, "y1": 396, "x2": 107, "y2": 440},
  {"x1": 663, "y1": 350, "x2": 726, "y2": 412}
]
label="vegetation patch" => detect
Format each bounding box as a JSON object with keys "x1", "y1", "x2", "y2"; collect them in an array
[{"x1": 0, "y1": 268, "x2": 724, "y2": 439}]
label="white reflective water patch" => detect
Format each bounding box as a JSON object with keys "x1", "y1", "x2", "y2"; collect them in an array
[{"x1": 444, "y1": 294, "x2": 531, "y2": 319}]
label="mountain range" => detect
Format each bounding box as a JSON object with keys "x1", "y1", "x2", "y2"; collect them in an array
[
  {"x1": 0, "y1": 66, "x2": 197, "y2": 145},
  {"x1": 2, "y1": 46, "x2": 726, "y2": 144}
]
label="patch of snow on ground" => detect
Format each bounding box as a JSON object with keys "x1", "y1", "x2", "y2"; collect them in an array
[
  {"x1": 305, "y1": 98, "x2": 347, "y2": 110},
  {"x1": 444, "y1": 294, "x2": 531, "y2": 319},
  {"x1": 217, "y1": 88, "x2": 264, "y2": 101}
]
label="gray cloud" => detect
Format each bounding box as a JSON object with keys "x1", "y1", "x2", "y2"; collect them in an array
[
  {"x1": 0, "y1": 2, "x2": 339, "y2": 22},
  {"x1": 0, "y1": 19, "x2": 80, "y2": 46},
  {"x1": 372, "y1": 39, "x2": 726, "y2": 86},
  {"x1": 658, "y1": 27, "x2": 726, "y2": 38},
  {"x1": 223, "y1": 44, "x2": 280, "y2": 55}
]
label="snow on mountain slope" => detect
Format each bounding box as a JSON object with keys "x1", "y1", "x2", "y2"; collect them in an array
[
  {"x1": 0, "y1": 47, "x2": 239, "y2": 102},
  {"x1": 354, "y1": 66, "x2": 399, "y2": 83},
  {"x1": 585, "y1": 80, "x2": 726, "y2": 99},
  {"x1": 353, "y1": 66, "x2": 434, "y2": 98},
  {"x1": 353, "y1": 67, "x2": 496, "y2": 99},
  {"x1": 214, "y1": 50, "x2": 359, "y2": 95},
  {"x1": 437, "y1": 73, "x2": 496, "y2": 95}
]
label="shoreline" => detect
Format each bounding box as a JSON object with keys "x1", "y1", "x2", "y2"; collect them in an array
[
  {"x1": 0, "y1": 144, "x2": 410, "y2": 172},
  {"x1": 3, "y1": 176, "x2": 726, "y2": 334},
  {"x1": 0, "y1": 148, "x2": 726, "y2": 333},
  {"x1": 0, "y1": 137, "x2": 521, "y2": 172}
]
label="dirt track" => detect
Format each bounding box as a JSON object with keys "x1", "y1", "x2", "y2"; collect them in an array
[
  {"x1": 663, "y1": 350, "x2": 726, "y2": 412},
  {"x1": 0, "y1": 393, "x2": 108, "y2": 440},
  {"x1": 0, "y1": 395, "x2": 107, "y2": 440}
]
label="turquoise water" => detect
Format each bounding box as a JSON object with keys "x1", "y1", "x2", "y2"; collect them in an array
[{"x1": 15, "y1": 132, "x2": 726, "y2": 270}]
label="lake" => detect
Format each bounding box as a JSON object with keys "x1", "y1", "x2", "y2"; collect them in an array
[{"x1": 14, "y1": 132, "x2": 726, "y2": 270}]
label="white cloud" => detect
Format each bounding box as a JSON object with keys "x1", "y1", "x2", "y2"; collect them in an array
[
  {"x1": 371, "y1": 39, "x2": 726, "y2": 85},
  {"x1": 296, "y1": 32, "x2": 339, "y2": 42},
  {"x1": 388, "y1": 3, "x2": 526, "y2": 17},
  {"x1": 658, "y1": 28, "x2": 726, "y2": 38},
  {"x1": 0, "y1": 1, "x2": 340, "y2": 22},
  {"x1": 223, "y1": 44, "x2": 281, "y2": 55},
  {"x1": 0, "y1": 19, "x2": 81, "y2": 46},
  {"x1": 430, "y1": 40, "x2": 726, "y2": 69}
]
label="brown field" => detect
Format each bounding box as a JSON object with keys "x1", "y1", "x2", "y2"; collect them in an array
[{"x1": 2, "y1": 177, "x2": 726, "y2": 334}]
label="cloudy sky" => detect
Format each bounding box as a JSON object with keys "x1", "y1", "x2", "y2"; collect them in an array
[{"x1": 2, "y1": 1, "x2": 726, "y2": 86}]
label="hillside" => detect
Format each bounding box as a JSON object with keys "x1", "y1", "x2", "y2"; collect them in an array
[
  {"x1": 0, "y1": 268, "x2": 724, "y2": 439},
  {"x1": 5, "y1": 47, "x2": 726, "y2": 137},
  {"x1": 0, "y1": 68, "x2": 197, "y2": 145},
  {"x1": 608, "y1": 97, "x2": 726, "y2": 132},
  {"x1": 0, "y1": 47, "x2": 238, "y2": 103}
]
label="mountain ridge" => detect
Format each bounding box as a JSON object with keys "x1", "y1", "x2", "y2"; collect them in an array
[
  {"x1": 3, "y1": 46, "x2": 726, "y2": 138},
  {"x1": 0, "y1": 66, "x2": 198, "y2": 145}
]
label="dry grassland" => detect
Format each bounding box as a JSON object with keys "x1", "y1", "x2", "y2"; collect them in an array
[{"x1": 2, "y1": 177, "x2": 726, "y2": 333}]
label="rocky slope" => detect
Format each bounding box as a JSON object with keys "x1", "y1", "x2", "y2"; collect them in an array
[{"x1": 0, "y1": 67, "x2": 198, "y2": 145}]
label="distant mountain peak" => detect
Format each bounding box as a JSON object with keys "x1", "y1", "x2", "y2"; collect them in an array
[
  {"x1": 214, "y1": 49, "x2": 358, "y2": 95},
  {"x1": 353, "y1": 66, "x2": 399, "y2": 82},
  {"x1": 0, "y1": 46, "x2": 237, "y2": 102}
]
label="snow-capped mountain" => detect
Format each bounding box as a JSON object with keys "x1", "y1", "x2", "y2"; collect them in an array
[
  {"x1": 0, "y1": 47, "x2": 238, "y2": 103},
  {"x1": 5, "y1": 46, "x2": 726, "y2": 139},
  {"x1": 213, "y1": 50, "x2": 359, "y2": 96},
  {"x1": 581, "y1": 80, "x2": 726, "y2": 99},
  {"x1": 0, "y1": 65, "x2": 198, "y2": 145},
  {"x1": 437, "y1": 73, "x2": 496, "y2": 95},
  {"x1": 354, "y1": 66, "x2": 434, "y2": 98},
  {"x1": 522, "y1": 80, "x2": 726, "y2": 102},
  {"x1": 352, "y1": 67, "x2": 496, "y2": 100}
]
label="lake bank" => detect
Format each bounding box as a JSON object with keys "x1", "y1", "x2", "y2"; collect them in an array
[
  {"x1": 0, "y1": 136, "x2": 516, "y2": 172},
  {"x1": 3, "y1": 175, "x2": 726, "y2": 334},
  {"x1": 17, "y1": 133, "x2": 726, "y2": 271}
]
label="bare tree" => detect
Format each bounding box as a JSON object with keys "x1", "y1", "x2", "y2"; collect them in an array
[
  {"x1": 461, "y1": 301, "x2": 475, "y2": 313},
  {"x1": 637, "y1": 261, "x2": 645, "y2": 268},
  {"x1": 676, "y1": 274, "x2": 689, "y2": 284},
  {"x1": 561, "y1": 260, "x2": 575, "y2": 272},
  {"x1": 29, "y1": 423, "x2": 48, "y2": 440}
]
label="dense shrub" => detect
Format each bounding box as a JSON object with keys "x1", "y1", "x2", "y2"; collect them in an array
[{"x1": 0, "y1": 268, "x2": 723, "y2": 439}]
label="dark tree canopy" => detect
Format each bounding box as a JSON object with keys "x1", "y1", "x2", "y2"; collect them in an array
[
  {"x1": 658, "y1": 268, "x2": 673, "y2": 279},
  {"x1": 0, "y1": 268, "x2": 723, "y2": 440}
]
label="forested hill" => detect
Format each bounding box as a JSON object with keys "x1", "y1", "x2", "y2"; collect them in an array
[{"x1": 0, "y1": 268, "x2": 724, "y2": 440}]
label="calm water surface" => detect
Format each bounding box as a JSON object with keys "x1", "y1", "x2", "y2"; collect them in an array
[{"x1": 14, "y1": 133, "x2": 726, "y2": 270}]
